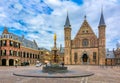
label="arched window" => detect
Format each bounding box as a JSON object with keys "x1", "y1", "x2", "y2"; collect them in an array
[
  {"x1": 10, "y1": 41, "x2": 13, "y2": 46},
  {"x1": 82, "y1": 39, "x2": 89, "y2": 47},
  {"x1": 3, "y1": 40, "x2": 7, "y2": 46}
]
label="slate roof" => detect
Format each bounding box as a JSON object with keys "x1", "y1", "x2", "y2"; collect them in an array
[
  {"x1": 64, "y1": 13, "x2": 71, "y2": 27},
  {"x1": 0, "y1": 31, "x2": 38, "y2": 50},
  {"x1": 106, "y1": 50, "x2": 115, "y2": 59},
  {"x1": 99, "y1": 10, "x2": 106, "y2": 26}
]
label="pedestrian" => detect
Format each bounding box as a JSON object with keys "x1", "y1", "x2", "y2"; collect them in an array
[
  {"x1": 61, "y1": 62, "x2": 64, "y2": 67},
  {"x1": 15, "y1": 64, "x2": 17, "y2": 68}
]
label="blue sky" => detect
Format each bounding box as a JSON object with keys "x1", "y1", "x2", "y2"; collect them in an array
[{"x1": 0, "y1": 0, "x2": 120, "y2": 50}]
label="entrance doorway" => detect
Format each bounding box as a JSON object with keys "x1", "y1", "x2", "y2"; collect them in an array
[
  {"x1": 2, "y1": 59, "x2": 6, "y2": 66},
  {"x1": 82, "y1": 54, "x2": 88, "y2": 63},
  {"x1": 9, "y1": 59, "x2": 14, "y2": 66}
]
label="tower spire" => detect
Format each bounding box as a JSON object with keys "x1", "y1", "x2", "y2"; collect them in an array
[
  {"x1": 99, "y1": 6, "x2": 106, "y2": 26},
  {"x1": 84, "y1": 15, "x2": 87, "y2": 20},
  {"x1": 64, "y1": 11, "x2": 71, "y2": 28}
]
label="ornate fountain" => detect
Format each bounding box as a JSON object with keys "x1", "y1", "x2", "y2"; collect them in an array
[
  {"x1": 13, "y1": 34, "x2": 94, "y2": 78},
  {"x1": 42, "y1": 33, "x2": 67, "y2": 73}
]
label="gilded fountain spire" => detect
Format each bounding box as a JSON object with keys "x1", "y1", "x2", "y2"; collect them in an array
[{"x1": 54, "y1": 33, "x2": 57, "y2": 48}]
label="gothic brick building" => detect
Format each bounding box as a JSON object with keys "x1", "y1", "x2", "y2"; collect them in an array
[
  {"x1": 64, "y1": 10, "x2": 106, "y2": 65},
  {"x1": 0, "y1": 27, "x2": 43, "y2": 66}
]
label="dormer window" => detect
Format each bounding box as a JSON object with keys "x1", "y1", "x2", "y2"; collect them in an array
[
  {"x1": 10, "y1": 36, "x2": 12, "y2": 38},
  {"x1": 4, "y1": 35, "x2": 5, "y2": 38}
]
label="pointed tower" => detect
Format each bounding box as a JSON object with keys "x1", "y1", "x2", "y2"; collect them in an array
[
  {"x1": 64, "y1": 12, "x2": 72, "y2": 64},
  {"x1": 98, "y1": 8, "x2": 106, "y2": 65},
  {"x1": 2, "y1": 26, "x2": 9, "y2": 34}
]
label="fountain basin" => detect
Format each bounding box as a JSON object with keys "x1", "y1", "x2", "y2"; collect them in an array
[{"x1": 13, "y1": 69, "x2": 94, "y2": 78}]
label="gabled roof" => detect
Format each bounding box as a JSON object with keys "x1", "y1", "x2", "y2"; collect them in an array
[
  {"x1": 2, "y1": 26, "x2": 9, "y2": 34},
  {"x1": 74, "y1": 18, "x2": 97, "y2": 39}
]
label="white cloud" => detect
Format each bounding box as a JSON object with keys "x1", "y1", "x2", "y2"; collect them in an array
[
  {"x1": 14, "y1": 3, "x2": 23, "y2": 11},
  {"x1": 0, "y1": 0, "x2": 120, "y2": 50}
]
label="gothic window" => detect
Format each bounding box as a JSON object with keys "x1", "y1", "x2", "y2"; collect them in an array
[
  {"x1": 82, "y1": 39, "x2": 89, "y2": 47},
  {"x1": 93, "y1": 52, "x2": 96, "y2": 60},
  {"x1": 74, "y1": 53, "x2": 78, "y2": 63}
]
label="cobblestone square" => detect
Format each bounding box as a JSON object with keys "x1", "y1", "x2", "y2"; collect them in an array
[{"x1": 0, "y1": 65, "x2": 120, "y2": 83}]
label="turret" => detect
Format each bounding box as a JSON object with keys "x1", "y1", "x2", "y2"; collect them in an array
[
  {"x1": 64, "y1": 12, "x2": 71, "y2": 47},
  {"x1": 98, "y1": 8, "x2": 106, "y2": 65},
  {"x1": 64, "y1": 12, "x2": 72, "y2": 64}
]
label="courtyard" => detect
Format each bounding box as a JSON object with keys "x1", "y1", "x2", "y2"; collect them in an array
[{"x1": 0, "y1": 65, "x2": 120, "y2": 83}]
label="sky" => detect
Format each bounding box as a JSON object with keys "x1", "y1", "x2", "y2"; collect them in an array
[{"x1": 0, "y1": 0, "x2": 120, "y2": 50}]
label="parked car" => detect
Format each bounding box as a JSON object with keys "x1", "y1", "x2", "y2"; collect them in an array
[
  {"x1": 36, "y1": 63, "x2": 42, "y2": 67},
  {"x1": 21, "y1": 62, "x2": 29, "y2": 66}
]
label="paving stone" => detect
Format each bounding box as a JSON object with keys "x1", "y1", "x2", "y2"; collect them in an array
[{"x1": 0, "y1": 65, "x2": 120, "y2": 83}]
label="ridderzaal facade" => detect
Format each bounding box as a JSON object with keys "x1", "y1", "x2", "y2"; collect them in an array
[{"x1": 64, "y1": 10, "x2": 106, "y2": 65}]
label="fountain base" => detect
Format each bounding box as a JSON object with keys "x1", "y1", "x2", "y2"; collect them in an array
[{"x1": 42, "y1": 65, "x2": 68, "y2": 73}]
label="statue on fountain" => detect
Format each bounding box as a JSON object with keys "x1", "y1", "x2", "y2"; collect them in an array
[
  {"x1": 51, "y1": 33, "x2": 59, "y2": 63},
  {"x1": 42, "y1": 33, "x2": 67, "y2": 73}
]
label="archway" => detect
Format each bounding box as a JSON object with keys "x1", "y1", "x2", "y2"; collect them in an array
[
  {"x1": 9, "y1": 59, "x2": 14, "y2": 66},
  {"x1": 2, "y1": 59, "x2": 6, "y2": 66},
  {"x1": 82, "y1": 54, "x2": 88, "y2": 63}
]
